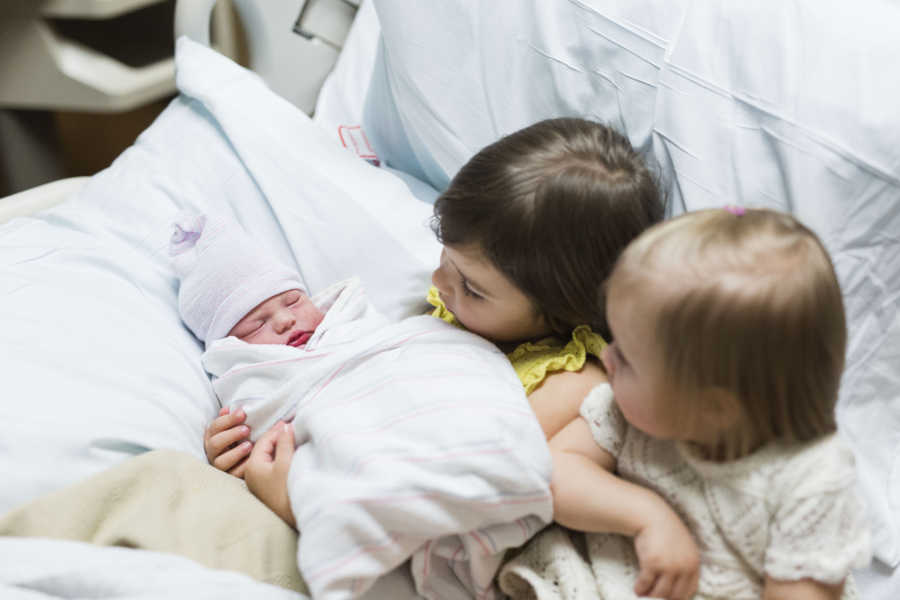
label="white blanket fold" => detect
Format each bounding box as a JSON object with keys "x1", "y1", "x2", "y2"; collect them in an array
[{"x1": 204, "y1": 279, "x2": 553, "y2": 600}]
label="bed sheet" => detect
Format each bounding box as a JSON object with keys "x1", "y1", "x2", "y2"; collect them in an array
[
  {"x1": 0, "y1": 535, "x2": 423, "y2": 600},
  {"x1": 357, "y1": 0, "x2": 900, "y2": 583},
  {"x1": 0, "y1": 36, "x2": 441, "y2": 524},
  {"x1": 0, "y1": 538, "x2": 306, "y2": 600}
]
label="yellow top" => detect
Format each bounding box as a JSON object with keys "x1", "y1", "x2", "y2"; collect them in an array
[{"x1": 426, "y1": 286, "x2": 606, "y2": 394}]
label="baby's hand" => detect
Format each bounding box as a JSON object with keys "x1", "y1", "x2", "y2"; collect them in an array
[
  {"x1": 204, "y1": 406, "x2": 252, "y2": 478},
  {"x1": 633, "y1": 507, "x2": 700, "y2": 600},
  {"x1": 245, "y1": 421, "x2": 296, "y2": 528}
]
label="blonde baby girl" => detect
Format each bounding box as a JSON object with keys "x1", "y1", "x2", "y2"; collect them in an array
[{"x1": 512, "y1": 208, "x2": 871, "y2": 600}]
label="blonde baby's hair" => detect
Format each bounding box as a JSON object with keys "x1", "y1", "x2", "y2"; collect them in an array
[{"x1": 609, "y1": 208, "x2": 846, "y2": 455}]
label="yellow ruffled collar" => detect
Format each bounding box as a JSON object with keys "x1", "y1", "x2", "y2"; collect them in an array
[{"x1": 426, "y1": 286, "x2": 606, "y2": 393}]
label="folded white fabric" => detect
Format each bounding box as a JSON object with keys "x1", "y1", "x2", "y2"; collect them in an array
[{"x1": 204, "y1": 279, "x2": 553, "y2": 600}]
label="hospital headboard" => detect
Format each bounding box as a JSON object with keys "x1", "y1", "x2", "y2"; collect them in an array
[{"x1": 175, "y1": 0, "x2": 357, "y2": 113}]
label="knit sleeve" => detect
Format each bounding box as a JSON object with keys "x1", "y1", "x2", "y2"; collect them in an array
[
  {"x1": 578, "y1": 383, "x2": 627, "y2": 459},
  {"x1": 764, "y1": 439, "x2": 872, "y2": 584}
]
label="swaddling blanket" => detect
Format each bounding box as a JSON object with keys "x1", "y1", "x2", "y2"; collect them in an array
[{"x1": 203, "y1": 278, "x2": 553, "y2": 600}]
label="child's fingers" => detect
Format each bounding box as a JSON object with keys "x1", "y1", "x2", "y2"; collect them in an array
[
  {"x1": 211, "y1": 440, "x2": 252, "y2": 472},
  {"x1": 274, "y1": 425, "x2": 295, "y2": 472},
  {"x1": 277, "y1": 424, "x2": 294, "y2": 453},
  {"x1": 678, "y1": 570, "x2": 699, "y2": 600},
  {"x1": 206, "y1": 408, "x2": 247, "y2": 438},
  {"x1": 228, "y1": 455, "x2": 250, "y2": 479},
  {"x1": 260, "y1": 421, "x2": 284, "y2": 443},
  {"x1": 206, "y1": 424, "x2": 251, "y2": 456},
  {"x1": 670, "y1": 575, "x2": 694, "y2": 600},
  {"x1": 690, "y1": 570, "x2": 700, "y2": 596},
  {"x1": 645, "y1": 573, "x2": 674, "y2": 600},
  {"x1": 251, "y1": 423, "x2": 284, "y2": 462},
  {"x1": 246, "y1": 441, "x2": 268, "y2": 469},
  {"x1": 633, "y1": 568, "x2": 657, "y2": 596},
  {"x1": 218, "y1": 406, "x2": 229, "y2": 417}
]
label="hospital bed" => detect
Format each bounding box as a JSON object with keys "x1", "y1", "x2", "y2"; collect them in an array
[{"x1": 1, "y1": 1, "x2": 899, "y2": 598}]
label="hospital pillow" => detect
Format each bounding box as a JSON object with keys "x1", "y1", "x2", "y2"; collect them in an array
[
  {"x1": 0, "y1": 38, "x2": 440, "y2": 514},
  {"x1": 362, "y1": 0, "x2": 900, "y2": 565}
]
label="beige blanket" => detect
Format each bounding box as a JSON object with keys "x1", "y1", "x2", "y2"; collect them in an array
[{"x1": 0, "y1": 449, "x2": 306, "y2": 594}]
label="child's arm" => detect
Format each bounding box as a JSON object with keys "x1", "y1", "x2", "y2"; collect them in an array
[
  {"x1": 528, "y1": 358, "x2": 607, "y2": 439},
  {"x1": 550, "y1": 417, "x2": 700, "y2": 600},
  {"x1": 763, "y1": 577, "x2": 843, "y2": 600},
  {"x1": 203, "y1": 406, "x2": 253, "y2": 478},
  {"x1": 244, "y1": 421, "x2": 296, "y2": 529}
]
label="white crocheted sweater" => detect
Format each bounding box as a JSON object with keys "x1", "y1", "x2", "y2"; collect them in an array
[{"x1": 499, "y1": 384, "x2": 871, "y2": 600}]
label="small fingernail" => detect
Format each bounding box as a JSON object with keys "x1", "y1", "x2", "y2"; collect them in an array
[{"x1": 283, "y1": 424, "x2": 291, "y2": 432}]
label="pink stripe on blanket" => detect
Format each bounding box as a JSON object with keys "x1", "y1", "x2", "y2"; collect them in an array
[
  {"x1": 303, "y1": 533, "x2": 407, "y2": 582},
  {"x1": 300, "y1": 327, "x2": 459, "y2": 409},
  {"x1": 215, "y1": 351, "x2": 333, "y2": 380},
  {"x1": 350, "y1": 446, "x2": 520, "y2": 475},
  {"x1": 306, "y1": 370, "x2": 472, "y2": 415},
  {"x1": 331, "y1": 490, "x2": 552, "y2": 510},
  {"x1": 516, "y1": 518, "x2": 529, "y2": 539},
  {"x1": 469, "y1": 530, "x2": 492, "y2": 555},
  {"x1": 317, "y1": 395, "x2": 536, "y2": 446},
  {"x1": 302, "y1": 361, "x2": 348, "y2": 408}
]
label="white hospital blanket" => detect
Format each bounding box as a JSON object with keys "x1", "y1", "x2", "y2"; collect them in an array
[{"x1": 204, "y1": 279, "x2": 553, "y2": 600}]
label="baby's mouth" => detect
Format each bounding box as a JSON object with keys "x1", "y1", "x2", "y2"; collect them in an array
[{"x1": 287, "y1": 331, "x2": 313, "y2": 347}]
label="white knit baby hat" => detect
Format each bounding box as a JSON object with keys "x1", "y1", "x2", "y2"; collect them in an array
[{"x1": 170, "y1": 211, "x2": 304, "y2": 344}]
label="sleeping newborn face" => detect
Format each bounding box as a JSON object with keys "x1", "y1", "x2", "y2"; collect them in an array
[{"x1": 228, "y1": 289, "x2": 325, "y2": 346}]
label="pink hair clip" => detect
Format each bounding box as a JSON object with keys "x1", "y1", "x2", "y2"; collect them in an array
[{"x1": 724, "y1": 205, "x2": 746, "y2": 216}]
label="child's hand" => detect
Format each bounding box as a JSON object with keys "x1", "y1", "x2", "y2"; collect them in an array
[
  {"x1": 245, "y1": 421, "x2": 296, "y2": 528},
  {"x1": 633, "y1": 509, "x2": 700, "y2": 600},
  {"x1": 204, "y1": 406, "x2": 252, "y2": 478}
]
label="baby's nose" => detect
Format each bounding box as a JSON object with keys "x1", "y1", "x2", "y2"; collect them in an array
[{"x1": 274, "y1": 311, "x2": 296, "y2": 333}]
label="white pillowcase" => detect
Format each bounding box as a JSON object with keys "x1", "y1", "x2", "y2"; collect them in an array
[{"x1": 0, "y1": 37, "x2": 441, "y2": 514}]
